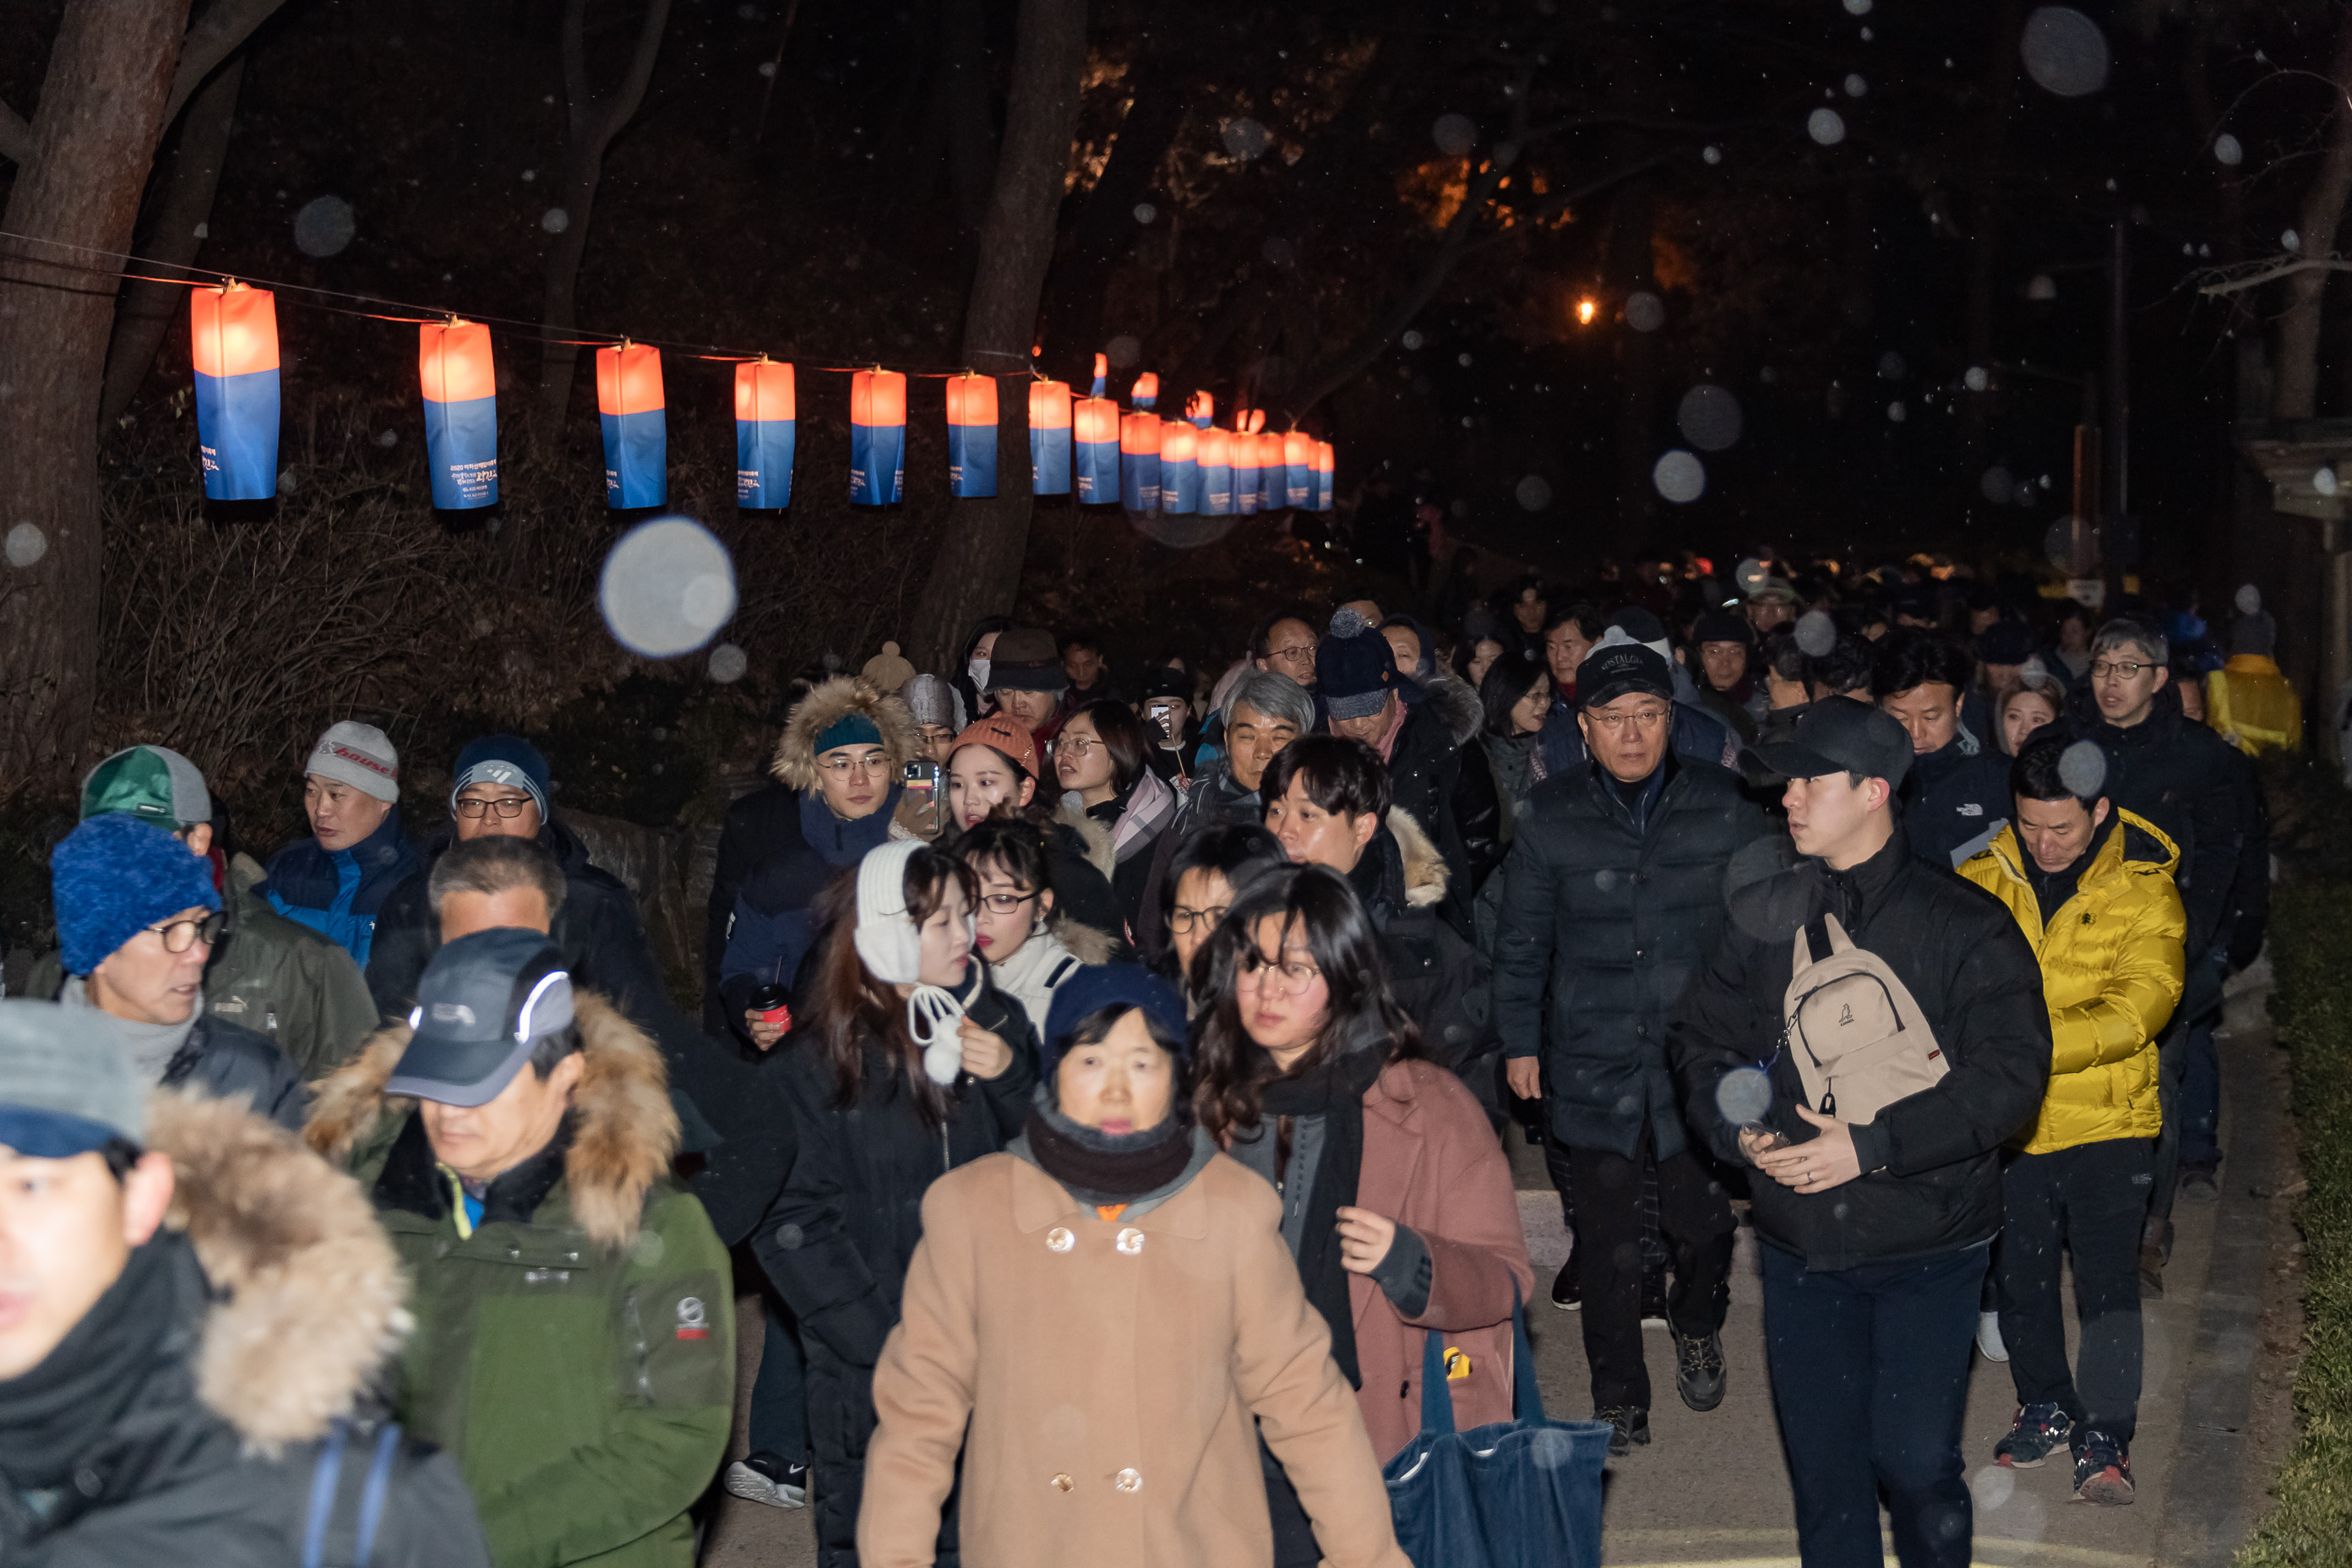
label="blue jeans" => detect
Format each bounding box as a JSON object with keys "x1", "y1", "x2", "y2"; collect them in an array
[{"x1": 1761, "y1": 1241, "x2": 1986, "y2": 1568}]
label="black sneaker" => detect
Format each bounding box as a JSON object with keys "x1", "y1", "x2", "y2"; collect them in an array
[
  {"x1": 1551, "y1": 1257, "x2": 1582, "y2": 1311},
  {"x1": 724, "y1": 1451, "x2": 808, "y2": 1510},
  {"x1": 2179, "y1": 1168, "x2": 2221, "y2": 1203},
  {"x1": 1594, "y1": 1404, "x2": 1651, "y2": 1456},
  {"x1": 2072, "y1": 1429, "x2": 2134, "y2": 1505},
  {"x1": 1994, "y1": 1402, "x2": 2072, "y2": 1469},
  {"x1": 1669, "y1": 1325, "x2": 1726, "y2": 1412}
]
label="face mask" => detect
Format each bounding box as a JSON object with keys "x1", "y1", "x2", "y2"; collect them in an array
[{"x1": 967, "y1": 656, "x2": 990, "y2": 690}]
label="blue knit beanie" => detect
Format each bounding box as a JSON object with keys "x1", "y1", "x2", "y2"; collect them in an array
[
  {"x1": 1040, "y1": 964, "x2": 1190, "y2": 1079},
  {"x1": 52, "y1": 815, "x2": 221, "y2": 976},
  {"x1": 1313, "y1": 607, "x2": 1404, "y2": 721},
  {"x1": 450, "y1": 734, "x2": 552, "y2": 819}
]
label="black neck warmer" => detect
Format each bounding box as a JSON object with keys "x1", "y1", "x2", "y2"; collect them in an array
[
  {"x1": 0, "y1": 1232, "x2": 192, "y2": 1493},
  {"x1": 1023, "y1": 1093, "x2": 1192, "y2": 1203}
]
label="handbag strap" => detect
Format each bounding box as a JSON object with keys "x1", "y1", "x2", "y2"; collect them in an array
[
  {"x1": 1419, "y1": 1325, "x2": 1455, "y2": 1436},
  {"x1": 1509, "y1": 1288, "x2": 1544, "y2": 1423},
  {"x1": 1418, "y1": 1287, "x2": 1544, "y2": 1436}
]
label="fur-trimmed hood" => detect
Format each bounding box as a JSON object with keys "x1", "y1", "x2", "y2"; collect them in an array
[
  {"x1": 1055, "y1": 799, "x2": 1118, "y2": 880},
  {"x1": 1389, "y1": 808, "x2": 1449, "y2": 909},
  {"x1": 303, "y1": 990, "x2": 678, "y2": 1252},
  {"x1": 1420, "y1": 673, "x2": 1485, "y2": 749},
  {"x1": 772, "y1": 674, "x2": 920, "y2": 794},
  {"x1": 148, "y1": 1090, "x2": 408, "y2": 1454}
]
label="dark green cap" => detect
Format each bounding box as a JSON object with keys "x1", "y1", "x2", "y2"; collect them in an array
[{"x1": 80, "y1": 745, "x2": 211, "y2": 829}]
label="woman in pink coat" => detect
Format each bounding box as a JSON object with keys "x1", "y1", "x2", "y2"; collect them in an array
[{"x1": 1193, "y1": 863, "x2": 1534, "y2": 1566}]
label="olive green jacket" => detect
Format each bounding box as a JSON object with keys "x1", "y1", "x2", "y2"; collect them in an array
[{"x1": 306, "y1": 993, "x2": 734, "y2": 1568}]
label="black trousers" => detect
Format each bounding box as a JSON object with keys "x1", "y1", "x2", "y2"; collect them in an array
[
  {"x1": 1543, "y1": 1123, "x2": 1672, "y2": 1283},
  {"x1": 1995, "y1": 1137, "x2": 2153, "y2": 1445},
  {"x1": 1566, "y1": 1132, "x2": 1735, "y2": 1410}
]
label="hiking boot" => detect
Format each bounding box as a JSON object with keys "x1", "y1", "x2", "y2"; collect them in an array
[
  {"x1": 2179, "y1": 1168, "x2": 2221, "y2": 1204},
  {"x1": 724, "y1": 1452, "x2": 808, "y2": 1510},
  {"x1": 1670, "y1": 1325, "x2": 1727, "y2": 1413},
  {"x1": 1994, "y1": 1402, "x2": 2073, "y2": 1469},
  {"x1": 1551, "y1": 1257, "x2": 1582, "y2": 1311},
  {"x1": 2072, "y1": 1430, "x2": 2135, "y2": 1505},
  {"x1": 1594, "y1": 1404, "x2": 1651, "y2": 1456},
  {"x1": 1976, "y1": 1310, "x2": 2010, "y2": 1364}
]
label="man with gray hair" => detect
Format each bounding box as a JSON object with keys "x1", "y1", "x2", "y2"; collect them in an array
[
  {"x1": 2084, "y1": 615, "x2": 2245, "y2": 1295},
  {"x1": 1131, "y1": 669, "x2": 1314, "y2": 956}
]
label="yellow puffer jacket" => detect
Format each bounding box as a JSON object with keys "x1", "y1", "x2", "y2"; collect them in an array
[
  {"x1": 2205, "y1": 654, "x2": 2304, "y2": 757},
  {"x1": 1957, "y1": 809, "x2": 2185, "y2": 1154}
]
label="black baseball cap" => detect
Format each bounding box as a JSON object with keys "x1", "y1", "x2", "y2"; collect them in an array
[
  {"x1": 1753, "y1": 696, "x2": 1913, "y2": 789},
  {"x1": 1577, "y1": 632, "x2": 1676, "y2": 710},
  {"x1": 388, "y1": 928, "x2": 575, "y2": 1108}
]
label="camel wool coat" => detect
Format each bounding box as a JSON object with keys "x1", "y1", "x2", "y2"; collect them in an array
[{"x1": 858, "y1": 1147, "x2": 1412, "y2": 1568}]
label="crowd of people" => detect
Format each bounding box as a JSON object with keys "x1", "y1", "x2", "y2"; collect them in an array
[{"x1": 0, "y1": 548, "x2": 2305, "y2": 1568}]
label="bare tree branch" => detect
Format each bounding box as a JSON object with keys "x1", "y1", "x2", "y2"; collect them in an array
[
  {"x1": 2199, "y1": 253, "x2": 2352, "y2": 297},
  {"x1": 162, "y1": 0, "x2": 289, "y2": 127}
]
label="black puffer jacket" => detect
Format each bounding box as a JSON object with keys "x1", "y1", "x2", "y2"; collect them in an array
[
  {"x1": 750, "y1": 966, "x2": 1036, "y2": 1568},
  {"x1": 1494, "y1": 757, "x2": 1768, "y2": 1160},
  {"x1": 165, "y1": 1012, "x2": 308, "y2": 1134},
  {"x1": 1385, "y1": 678, "x2": 1489, "y2": 936},
  {"x1": 2088, "y1": 689, "x2": 2246, "y2": 957},
  {"x1": 1346, "y1": 812, "x2": 1495, "y2": 1103},
  {"x1": 0, "y1": 1093, "x2": 488, "y2": 1568},
  {"x1": 1668, "y1": 826, "x2": 2052, "y2": 1272},
  {"x1": 1897, "y1": 727, "x2": 2012, "y2": 869}
]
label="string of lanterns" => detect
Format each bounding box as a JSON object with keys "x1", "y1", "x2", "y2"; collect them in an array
[{"x1": 187, "y1": 278, "x2": 1338, "y2": 517}]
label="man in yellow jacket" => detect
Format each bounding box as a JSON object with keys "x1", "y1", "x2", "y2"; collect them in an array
[{"x1": 1959, "y1": 732, "x2": 2185, "y2": 1508}]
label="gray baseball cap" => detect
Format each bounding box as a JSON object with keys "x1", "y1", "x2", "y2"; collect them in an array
[
  {"x1": 387, "y1": 928, "x2": 575, "y2": 1108},
  {"x1": 0, "y1": 1000, "x2": 144, "y2": 1157}
]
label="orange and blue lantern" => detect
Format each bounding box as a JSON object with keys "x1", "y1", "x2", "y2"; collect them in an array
[
  {"x1": 191, "y1": 281, "x2": 279, "y2": 501},
  {"x1": 1074, "y1": 353, "x2": 1119, "y2": 504},
  {"x1": 1315, "y1": 440, "x2": 1337, "y2": 510},
  {"x1": 418, "y1": 318, "x2": 497, "y2": 510},
  {"x1": 734, "y1": 357, "x2": 796, "y2": 509},
  {"x1": 1159, "y1": 419, "x2": 1199, "y2": 514},
  {"x1": 851, "y1": 368, "x2": 907, "y2": 505},
  {"x1": 947, "y1": 373, "x2": 998, "y2": 498},
  {"x1": 1231, "y1": 412, "x2": 1260, "y2": 515},
  {"x1": 1029, "y1": 379, "x2": 1072, "y2": 494},
  {"x1": 1121, "y1": 372, "x2": 1161, "y2": 511},
  {"x1": 1255, "y1": 427, "x2": 1285, "y2": 514},
  {"x1": 1283, "y1": 431, "x2": 1315, "y2": 509},
  {"x1": 596, "y1": 341, "x2": 667, "y2": 509},
  {"x1": 1197, "y1": 423, "x2": 1233, "y2": 515}
]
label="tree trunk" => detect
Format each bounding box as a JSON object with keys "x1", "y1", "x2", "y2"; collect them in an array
[
  {"x1": 908, "y1": 0, "x2": 1089, "y2": 674},
  {"x1": 1037, "y1": 66, "x2": 1186, "y2": 359},
  {"x1": 536, "y1": 0, "x2": 672, "y2": 433},
  {"x1": 0, "y1": 0, "x2": 193, "y2": 786},
  {"x1": 2273, "y1": 7, "x2": 2352, "y2": 422},
  {"x1": 101, "y1": 56, "x2": 243, "y2": 427}
]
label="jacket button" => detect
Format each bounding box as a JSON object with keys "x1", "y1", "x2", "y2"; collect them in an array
[
  {"x1": 1046, "y1": 1228, "x2": 1075, "y2": 1253},
  {"x1": 1114, "y1": 1467, "x2": 1142, "y2": 1493},
  {"x1": 1115, "y1": 1228, "x2": 1146, "y2": 1255},
  {"x1": 1051, "y1": 1473, "x2": 1073, "y2": 1492}
]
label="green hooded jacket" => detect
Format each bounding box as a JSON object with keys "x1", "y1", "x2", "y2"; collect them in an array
[{"x1": 305, "y1": 991, "x2": 735, "y2": 1568}]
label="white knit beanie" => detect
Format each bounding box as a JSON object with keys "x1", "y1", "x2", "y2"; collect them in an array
[
  {"x1": 852, "y1": 841, "x2": 970, "y2": 1083},
  {"x1": 304, "y1": 721, "x2": 400, "y2": 803}
]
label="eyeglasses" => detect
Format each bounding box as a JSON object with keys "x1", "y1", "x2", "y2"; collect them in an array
[
  {"x1": 1168, "y1": 904, "x2": 1229, "y2": 935},
  {"x1": 1059, "y1": 736, "x2": 1102, "y2": 758},
  {"x1": 818, "y1": 754, "x2": 884, "y2": 776},
  {"x1": 1587, "y1": 705, "x2": 1672, "y2": 732},
  {"x1": 1239, "y1": 950, "x2": 1323, "y2": 994},
  {"x1": 146, "y1": 911, "x2": 228, "y2": 953},
  {"x1": 1265, "y1": 643, "x2": 1316, "y2": 666},
  {"x1": 2089, "y1": 659, "x2": 2149, "y2": 681},
  {"x1": 978, "y1": 891, "x2": 1037, "y2": 915},
  {"x1": 455, "y1": 795, "x2": 535, "y2": 819}
]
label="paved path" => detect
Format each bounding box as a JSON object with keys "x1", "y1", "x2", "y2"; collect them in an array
[{"x1": 701, "y1": 983, "x2": 2288, "y2": 1567}]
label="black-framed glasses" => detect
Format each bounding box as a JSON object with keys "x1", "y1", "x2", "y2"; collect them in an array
[
  {"x1": 147, "y1": 911, "x2": 228, "y2": 954},
  {"x1": 978, "y1": 890, "x2": 1037, "y2": 915},
  {"x1": 1168, "y1": 904, "x2": 1229, "y2": 935},
  {"x1": 455, "y1": 795, "x2": 535, "y2": 819},
  {"x1": 2088, "y1": 658, "x2": 2148, "y2": 681}
]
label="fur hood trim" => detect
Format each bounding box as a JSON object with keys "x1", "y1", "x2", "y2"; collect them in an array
[
  {"x1": 772, "y1": 675, "x2": 920, "y2": 793},
  {"x1": 1422, "y1": 673, "x2": 1484, "y2": 749},
  {"x1": 150, "y1": 1091, "x2": 408, "y2": 1455},
  {"x1": 1055, "y1": 800, "x2": 1118, "y2": 879},
  {"x1": 1389, "y1": 809, "x2": 1449, "y2": 908},
  {"x1": 303, "y1": 990, "x2": 678, "y2": 1252},
  {"x1": 1051, "y1": 912, "x2": 1120, "y2": 966}
]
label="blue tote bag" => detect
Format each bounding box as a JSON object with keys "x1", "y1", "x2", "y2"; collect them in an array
[{"x1": 1380, "y1": 1300, "x2": 1611, "y2": 1568}]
